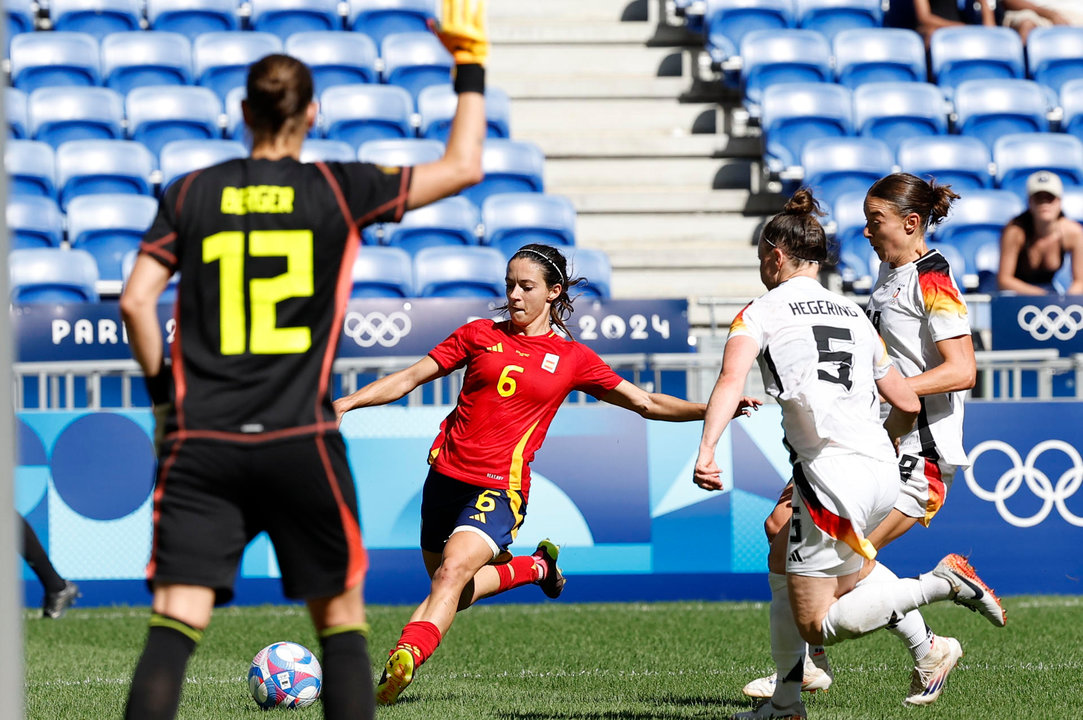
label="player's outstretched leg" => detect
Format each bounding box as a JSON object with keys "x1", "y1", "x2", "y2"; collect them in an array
[
  {"x1": 904, "y1": 635, "x2": 963, "y2": 707},
  {"x1": 532, "y1": 539, "x2": 566, "y2": 599},
  {"x1": 931, "y1": 554, "x2": 1007, "y2": 627}
]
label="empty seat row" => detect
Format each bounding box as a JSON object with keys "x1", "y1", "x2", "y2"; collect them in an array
[
  {"x1": 734, "y1": 26, "x2": 1083, "y2": 113},
  {"x1": 9, "y1": 244, "x2": 613, "y2": 304},
  {"x1": 6, "y1": 83, "x2": 511, "y2": 153},
  {"x1": 762, "y1": 78, "x2": 1083, "y2": 173},
  {"x1": 9, "y1": 29, "x2": 458, "y2": 101},
  {"x1": 7, "y1": 137, "x2": 545, "y2": 210},
  {"x1": 5, "y1": 0, "x2": 436, "y2": 44}
]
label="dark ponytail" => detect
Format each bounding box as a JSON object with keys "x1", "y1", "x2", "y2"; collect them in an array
[
  {"x1": 761, "y1": 187, "x2": 828, "y2": 264},
  {"x1": 867, "y1": 172, "x2": 960, "y2": 232},
  {"x1": 244, "y1": 54, "x2": 314, "y2": 146}
]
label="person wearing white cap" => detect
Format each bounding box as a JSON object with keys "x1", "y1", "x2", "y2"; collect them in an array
[{"x1": 997, "y1": 170, "x2": 1083, "y2": 294}]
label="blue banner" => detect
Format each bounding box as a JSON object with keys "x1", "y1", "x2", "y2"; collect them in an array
[
  {"x1": 13, "y1": 298, "x2": 690, "y2": 362},
  {"x1": 17, "y1": 401, "x2": 1082, "y2": 609},
  {"x1": 991, "y1": 294, "x2": 1083, "y2": 355}
]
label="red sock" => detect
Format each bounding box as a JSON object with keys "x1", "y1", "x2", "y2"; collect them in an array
[
  {"x1": 494, "y1": 554, "x2": 542, "y2": 593},
  {"x1": 395, "y1": 621, "x2": 442, "y2": 666}
]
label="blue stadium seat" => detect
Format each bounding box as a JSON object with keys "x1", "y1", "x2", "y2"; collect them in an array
[
  {"x1": 704, "y1": 0, "x2": 795, "y2": 63},
  {"x1": 194, "y1": 32, "x2": 284, "y2": 103},
  {"x1": 10, "y1": 31, "x2": 100, "y2": 90},
  {"x1": 101, "y1": 32, "x2": 193, "y2": 94},
  {"x1": 5, "y1": 0, "x2": 35, "y2": 55},
  {"x1": 380, "y1": 31, "x2": 453, "y2": 101},
  {"x1": 414, "y1": 245, "x2": 506, "y2": 298},
  {"x1": 896, "y1": 135, "x2": 992, "y2": 191},
  {"x1": 7, "y1": 195, "x2": 64, "y2": 249},
  {"x1": 929, "y1": 26, "x2": 1025, "y2": 95},
  {"x1": 358, "y1": 137, "x2": 443, "y2": 165},
  {"x1": 932, "y1": 190, "x2": 1024, "y2": 279},
  {"x1": 10, "y1": 248, "x2": 100, "y2": 303},
  {"x1": 250, "y1": 0, "x2": 341, "y2": 41},
  {"x1": 927, "y1": 240, "x2": 969, "y2": 288},
  {"x1": 159, "y1": 138, "x2": 247, "y2": 190},
  {"x1": 1026, "y1": 26, "x2": 1083, "y2": 97},
  {"x1": 7, "y1": 86, "x2": 28, "y2": 138},
  {"x1": 28, "y1": 87, "x2": 125, "y2": 148},
  {"x1": 351, "y1": 246, "x2": 414, "y2": 297},
  {"x1": 761, "y1": 82, "x2": 852, "y2": 173},
  {"x1": 347, "y1": 0, "x2": 437, "y2": 48},
  {"x1": 50, "y1": 0, "x2": 141, "y2": 39},
  {"x1": 795, "y1": 0, "x2": 881, "y2": 41},
  {"x1": 830, "y1": 190, "x2": 877, "y2": 290},
  {"x1": 993, "y1": 132, "x2": 1083, "y2": 200},
  {"x1": 801, "y1": 136, "x2": 894, "y2": 210},
  {"x1": 1061, "y1": 78, "x2": 1083, "y2": 147},
  {"x1": 417, "y1": 84, "x2": 511, "y2": 142},
  {"x1": 320, "y1": 84, "x2": 414, "y2": 148},
  {"x1": 854, "y1": 82, "x2": 948, "y2": 156},
  {"x1": 127, "y1": 86, "x2": 223, "y2": 157},
  {"x1": 953, "y1": 78, "x2": 1050, "y2": 151},
  {"x1": 284, "y1": 31, "x2": 378, "y2": 94},
  {"x1": 5, "y1": 139, "x2": 56, "y2": 198},
  {"x1": 567, "y1": 247, "x2": 612, "y2": 299},
  {"x1": 482, "y1": 193, "x2": 576, "y2": 259},
  {"x1": 460, "y1": 140, "x2": 546, "y2": 208},
  {"x1": 146, "y1": 0, "x2": 240, "y2": 40},
  {"x1": 300, "y1": 139, "x2": 357, "y2": 163},
  {"x1": 383, "y1": 195, "x2": 479, "y2": 255},
  {"x1": 740, "y1": 29, "x2": 833, "y2": 113},
  {"x1": 56, "y1": 139, "x2": 156, "y2": 208},
  {"x1": 833, "y1": 28, "x2": 926, "y2": 89},
  {"x1": 66, "y1": 193, "x2": 158, "y2": 280},
  {"x1": 1062, "y1": 187, "x2": 1083, "y2": 223}
]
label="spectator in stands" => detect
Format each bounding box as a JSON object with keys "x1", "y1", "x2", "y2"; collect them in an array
[
  {"x1": 19, "y1": 514, "x2": 79, "y2": 618},
  {"x1": 118, "y1": 1, "x2": 490, "y2": 718},
  {"x1": 913, "y1": 0, "x2": 995, "y2": 45},
  {"x1": 333, "y1": 243, "x2": 732, "y2": 707},
  {"x1": 695, "y1": 187, "x2": 1002, "y2": 720},
  {"x1": 1001, "y1": 0, "x2": 1082, "y2": 41},
  {"x1": 997, "y1": 170, "x2": 1083, "y2": 294}
]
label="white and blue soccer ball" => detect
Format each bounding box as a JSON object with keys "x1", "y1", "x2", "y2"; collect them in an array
[{"x1": 248, "y1": 641, "x2": 323, "y2": 710}]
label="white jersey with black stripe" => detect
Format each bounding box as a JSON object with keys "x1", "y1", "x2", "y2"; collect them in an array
[{"x1": 728, "y1": 276, "x2": 896, "y2": 465}]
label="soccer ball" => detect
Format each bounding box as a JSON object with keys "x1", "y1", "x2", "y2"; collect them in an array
[{"x1": 248, "y1": 641, "x2": 323, "y2": 710}]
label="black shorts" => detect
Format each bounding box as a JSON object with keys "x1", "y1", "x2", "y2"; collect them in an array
[
  {"x1": 419, "y1": 468, "x2": 526, "y2": 559},
  {"x1": 149, "y1": 433, "x2": 366, "y2": 604}
]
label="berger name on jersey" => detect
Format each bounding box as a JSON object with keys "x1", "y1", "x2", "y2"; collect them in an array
[
  {"x1": 221, "y1": 185, "x2": 296, "y2": 215},
  {"x1": 788, "y1": 299, "x2": 861, "y2": 318}
]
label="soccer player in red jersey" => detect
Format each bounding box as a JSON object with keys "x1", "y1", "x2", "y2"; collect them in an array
[
  {"x1": 118, "y1": 2, "x2": 490, "y2": 717},
  {"x1": 334, "y1": 242, "x2": 759, "y2": 705}
]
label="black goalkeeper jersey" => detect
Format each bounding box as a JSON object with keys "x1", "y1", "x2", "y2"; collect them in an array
[{"x1": 139, "y1": 157, "x2": 411, "y2": 440}]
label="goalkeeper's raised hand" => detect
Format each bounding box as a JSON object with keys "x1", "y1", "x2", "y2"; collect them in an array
[{"x1": 435, "y1": 0, "x2": 489, "y2": 68}]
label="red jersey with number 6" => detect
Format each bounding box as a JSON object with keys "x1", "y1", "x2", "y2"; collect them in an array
[
  {"x1": 139, "y1": 157, "x2": 410, "y2": 440},
  {"x1": 427, "y1": 319, "x2": 623, "y2": 499}
]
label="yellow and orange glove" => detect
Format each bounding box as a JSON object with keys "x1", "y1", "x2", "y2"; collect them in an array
[{"x1": 435, "y1": 0, "x2": 489, "y2": 67}]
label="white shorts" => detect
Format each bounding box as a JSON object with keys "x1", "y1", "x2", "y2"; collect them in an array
[
  {"x1": 894, "y1": 454, "x2": 956, "y2": 527},
  {"x1": 787, "y1": 454, "x2": 898, "y2": 578}
]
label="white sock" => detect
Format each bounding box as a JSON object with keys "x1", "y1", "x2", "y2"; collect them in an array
[
  {"x1": 862, "y1": 563, "x2": 934, "y2": 661},
  {"x1": 820, "y1": 564, "x2": 952, "y2": 645},
  {"x1": 768, "y1": 573, "x2": 805, "y2": 707}
]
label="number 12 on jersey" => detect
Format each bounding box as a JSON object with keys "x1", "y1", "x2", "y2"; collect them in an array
[{"x1": 203, "y1": 230, "x2": 314, "y2": 355}]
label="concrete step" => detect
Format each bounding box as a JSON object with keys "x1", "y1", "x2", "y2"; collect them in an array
[
  {"x1": 560, "y1": 188, "x2": 750, "y2": 214},
  {"x1": 545, "y1": 157, "x2": 749, "y2": 190},
  {"x1": 531, "y1": 133, "x2": 723, "y2": 159},
  {"x1": 491, "y1": 73, "x2": 693, "y2": 100},
  {"x1": 511, "y1": 98, "x2": 718, "y2": 137},
  {"x1": 489, "y1": 0, "x2": 652, "y2": 22},
  {"x1": 491, "y1": 21, "x2": 656, "y2": 44},
  {"x1": 611, "y1": 265, "x2": 764, "y2": 300},
  {"x1": 576, "y1": 213, "x2": 763, "y2": 246},
  {"x1": 492, "y1": 45, "x2": 685, "y2": 78}
]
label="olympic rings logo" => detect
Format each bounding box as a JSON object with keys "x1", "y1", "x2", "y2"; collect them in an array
[
  {"x1": 1016, "y1": 304, "x2": 1083, "y2": 341},
  {"x1": 964, "y1": 440, "x2": 1083, "y2": 528},
  {"x1": 342, "y1": 311, "x2": 412, "y2": 348}
]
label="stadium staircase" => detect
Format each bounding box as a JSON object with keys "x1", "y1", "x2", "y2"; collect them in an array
[{"x1": 489, "y1": 0, "x2": 775, "y2": 329}]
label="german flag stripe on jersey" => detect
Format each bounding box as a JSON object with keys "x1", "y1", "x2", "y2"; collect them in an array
[
  {"x1": 729, "y1": 302, "x2": 753, "y2": 336},
  {"x1": 921, "y1": 458, "x2": 946, "y2": 528},
  {"x1": 917, "y1": 252, "x2": 966, "y2": 320},
  {"x1": 793, "y1": 464, "x2": 877, "y2": 561}
]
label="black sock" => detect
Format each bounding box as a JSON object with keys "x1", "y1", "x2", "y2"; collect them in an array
[
  {"x1": 319, "y1": 625, "x2": 374, "y2": 720},
  {"x1": 124, "y1": 615, "x2": 202, "y2": 720},
  {"x1": 20, "y1": 515, "x2": 65, "y2": 593}
]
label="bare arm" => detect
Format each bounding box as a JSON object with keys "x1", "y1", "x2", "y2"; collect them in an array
[
  {"x1": 998, "y1": 223, "x2": 1049, "y2": 295},
  {"x1": 877, "y1": 365, "x2": 920, "y2": 440},
  {"x1": 118, "y1": 254, "x2": 172, "y2": 378},
  {"x1": 907, "y1": 334, "x2": 977, "y2": 395},
  {"x1": 694, "y1": 335, "x2": 759, "y2": 491},
  {"x1": 1002, "y1": 0, "x2": 1069, "y2": 23},
  {"x1": 332, "y1": 355, "x2": 444, "y2": 421},
  {"x1": 913, "y1": 0, "x2": 967, "y2": 41},
  {"x1": 976, "y1": 0, "x2": 996, "y2": 26},
  {"x1": 600, "y1": 379, "x2": 707, "y2": 421}
]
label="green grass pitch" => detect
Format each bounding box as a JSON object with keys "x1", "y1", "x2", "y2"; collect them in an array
[{"x1": 24, "y1": 596, "x2": 1083, "y2": 719}]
